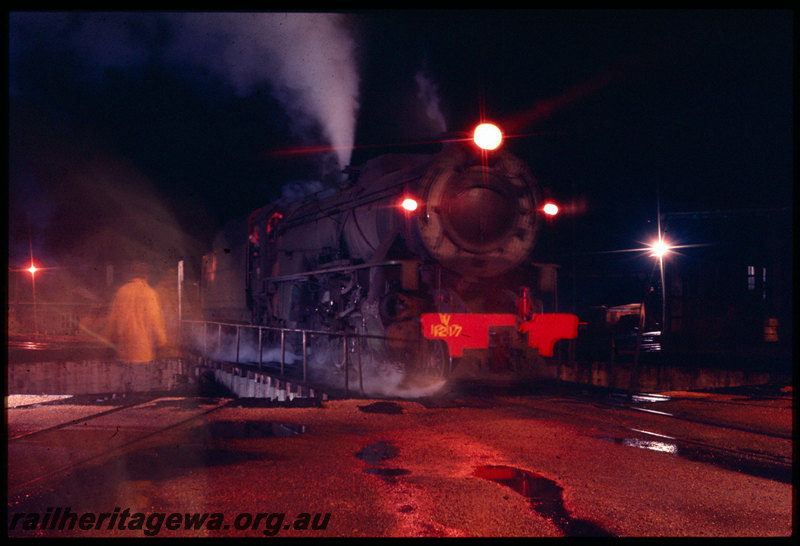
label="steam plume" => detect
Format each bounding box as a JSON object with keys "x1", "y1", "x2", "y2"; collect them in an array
[
  {"x1": 10, "y1": 12, "x2": 361, "y2": 174},
  {"x1": 172, "y1": 12, "x2": 360, "y2": 173},
  {"x1": 415, "y1": 64, "x2": 448, "y2": 134}
]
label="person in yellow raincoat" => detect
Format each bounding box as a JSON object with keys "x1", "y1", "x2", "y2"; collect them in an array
[{"x1": 104, "y1": 262, "x2": 167, "y2": 363}]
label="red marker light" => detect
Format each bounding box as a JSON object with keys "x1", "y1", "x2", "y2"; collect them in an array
[
  {"x1": 27, "y1": 264, "x2": 38, "y2": 275},
  {"x1": 401, "y1": 198, "x2": 419, "y2": 212},
  {"x1": 473, "y1": 123, "x2": 503, "y2": 151},
  {"x1": 543, "y1": 202, "x2": 559, "y2": 216}
]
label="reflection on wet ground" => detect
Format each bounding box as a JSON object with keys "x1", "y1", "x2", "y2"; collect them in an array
[
  {"x1": 355, "y1": 441, "x2": 399, "y2": 464},
  {"x1": 355, "y1": 440, "x2": 411, "y2": 483},
  {"x1": 473, "y1": 465, "x2": 615, "y2": 537},
  {"x1": 363, "y1": 467, "x2": 411, "y2": 479},
  {"x1": 8, "y1": 340, "x2": 114, "y2": 362},
  {"x1": 357, "y1": 402, "x2": 405, "y2": 414},
  {"x1": 613, "y1": 392, "x2": 672, "y2": 403},
  {"x1": 621, "y1": 437, "x2": 678, "y2": 454},
  {"x1": 204, "y1": 420, "x2": 307, "y2": 439},
  {"x1": 593, "y1": 433, "x2": 792, "y2": 484}
]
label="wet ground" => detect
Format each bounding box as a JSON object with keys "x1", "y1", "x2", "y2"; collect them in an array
[
  {"x1": 6, "y1": 380, "x2": 792, "y2": 537},
  {"x1": 7, "y1": 338, "x2": 115, "y2": 363}
]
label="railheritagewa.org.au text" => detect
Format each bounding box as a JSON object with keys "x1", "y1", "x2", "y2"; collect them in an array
[{"x1": 8, "y1": 507, "x2": 331, "y2": 536}]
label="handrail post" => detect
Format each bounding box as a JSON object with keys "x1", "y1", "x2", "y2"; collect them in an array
[
  {"x1": 280, "y1": 329, "x2": 285, "y2": 377},
  {"x1": 356, "y1": 327, "x2": 364, "y2": 396},
  {"x1": 258, "y1": 327, "x2": 263, "y2": 369},
  {"x1": 235, "y1": 325, "x2": 240, "y2": 363},
  {"x1": 302, "y1": 330, "x2": 308, "y2": 382},
  {"x1": 343, "y1": 334, "x2": 349, "y2": 397}
]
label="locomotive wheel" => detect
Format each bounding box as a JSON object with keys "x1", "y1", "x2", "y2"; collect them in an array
[{"x1": 422, "y1": 339, "x2": 451, "y2": 378}]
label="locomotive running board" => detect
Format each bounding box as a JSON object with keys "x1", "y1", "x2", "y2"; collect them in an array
[
  {"x1": 265, "y1": 260, "x2": 409, "y2": 283},
  {"x1": 421, "y1": 313, "x2": 578, "y2": 358}
]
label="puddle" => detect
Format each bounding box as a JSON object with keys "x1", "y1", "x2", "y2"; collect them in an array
[
  {"x1": 355, "y1": 441, "x2": 411, "y2": 482},
  {"x1": 364, "y1": 467, "x2": 411, "y2": 478},
  {"x1": 355, "y1": 441, "x2": 398, "y2": 463},
  {"x1": 677, "y1": 444, "x2": 792, "y2": 484},
  {"x1": 205, "y1": 420, "x2": 306, "y2": 439},
  {"x1": 230, "y1": 397, "x2": 322, "y2": 408},
  {"x1": 610, "y1": 391, "x2": 671, "y2": 403},
  {"x1": 621, "y1": 437, "x2": 678, "y2": 454},
  {"x1": 595, "y1": 435, "x2": 792, "y2": 484},
  {"x1": 630, "y1": 393, "x2": 671, "y2": 403},
  {"x1": 474, "y1": 465, "x2": 614, "y2": 537},
  {"x1": 357, "y1": 401, "x2": 405, "y2": 414}
]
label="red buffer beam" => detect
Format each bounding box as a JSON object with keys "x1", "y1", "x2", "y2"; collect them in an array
[{"x1": 421, "y1": 313, "x2": 578, "y2": 358}]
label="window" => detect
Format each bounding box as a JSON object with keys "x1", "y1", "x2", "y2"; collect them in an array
[{"x1": 746, "y1": 265, "x2": 767, "y2": 300}]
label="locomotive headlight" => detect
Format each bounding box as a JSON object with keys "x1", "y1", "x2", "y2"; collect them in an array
[{"x1": 473, "y1": 123, "x2": 503, "y2": 151}]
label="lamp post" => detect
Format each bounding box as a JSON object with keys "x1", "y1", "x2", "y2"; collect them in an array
[
  {"x1": 650, "y1": 237, "x2": 670, "y2": 332},
  {"x1": 27, "y1": 263, "x2": 38, "y2": 334},
  {"x1": 629, "y1": 236, "x2": 671, "y2": 397}
]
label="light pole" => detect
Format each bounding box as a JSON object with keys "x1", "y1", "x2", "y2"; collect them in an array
[
  {"x1": 27, "y1": 263, "x2": 38, "y2": 334},
  {"x1": 629, "y1": 236, "x2": 671, "y2": 397},
  {"x1": 650, "y1": 237, "x2": 670, "y2": 332}
]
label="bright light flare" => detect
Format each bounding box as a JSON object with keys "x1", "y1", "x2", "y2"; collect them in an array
[
  {"x1": 543, "y1": 202, "x2": 559, "y2": 216},
  {"x1": 27, "y1": 264, "x2": 38, "y2": 275},
  {"x1": 401, "y1": 198, "x2": 419, "y2": 212},
  {"x1": 650, "y1": 238, "x2": 670, "y2": 258},
  {"x1": 473, "y1": 123, "x2": 503, "y2": 150}
]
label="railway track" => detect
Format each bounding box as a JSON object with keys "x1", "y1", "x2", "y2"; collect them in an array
[
  {"x1": 7, "y1": 394, "x2": 235, "y2": 499},
  {"x1": 7, "y1": 374, "x2": 791, "y2": 510},
  {"x1": 6, "y1": 361, "x2": 331, "y2": 504},
  {"x1": 492, "y1": 384, "x2": 793, "y2": 485}
]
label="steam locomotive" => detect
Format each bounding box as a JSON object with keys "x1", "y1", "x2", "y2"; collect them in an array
[{"x1": 201, "y1": 124, "x2": 578, "y2": 380}]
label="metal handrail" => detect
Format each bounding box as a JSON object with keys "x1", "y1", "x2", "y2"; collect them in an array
[{"x1": 180, "y1": 319, "x2": 369, "y2": 396}]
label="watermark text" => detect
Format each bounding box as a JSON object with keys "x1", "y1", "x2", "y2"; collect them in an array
[{"x1": 8, "y1": 507, "x2": 331, "y2": 536}]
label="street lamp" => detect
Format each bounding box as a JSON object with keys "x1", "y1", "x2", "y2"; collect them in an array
[
  {"x1": 650, "y1": 237, "x2": 670, "y2": 332},
  {"x1": 650, "y1": 238, "x2": 670, "y2": 259}
]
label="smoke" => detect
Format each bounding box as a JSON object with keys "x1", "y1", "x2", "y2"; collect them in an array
[
  {"x1": 170, "y1": 12, "x2": 360, "y2": 174},
  {"x1": 10, "y1": 13, "x2": 446, "y2": 398},
  {"x1": 184, "y1": 328, "x2": 446, "y2": 399},
  {"x1": 414, "y1": 64, "x2": 448, "y2": 135},
  {"x1": 9, "y1": 11, "x2": 361, "y2": 281},
  {"x1": 276, "y1": 179, "x2": 333, "y2": 206},
  {"x1": 10, "y1": 12, "x2": 361, "y2": 175},
  {"x1": 306, "y1": 344, "x2": 448, "y2": 399},
  {"x1": 9, "y1": 101, "x2": 205, "y2": 293}
]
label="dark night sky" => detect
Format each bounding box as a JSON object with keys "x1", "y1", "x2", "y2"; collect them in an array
[{"x1": 8, "y1": 10, "x2": 794, "y2": 284}]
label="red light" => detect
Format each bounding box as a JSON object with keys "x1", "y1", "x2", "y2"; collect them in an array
[
  {"x1": 266, "y1": 211, "x2": 283, "y2": 241},
  {"x1": 401, "y1": 198, "x2": 419, "y2": 212},
  {"x1": 27, "y1": 264, "x2": 38, "y2": 275},
  {"x1": 543, "y1": 202, "x2": 559, "y2": 216}
]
